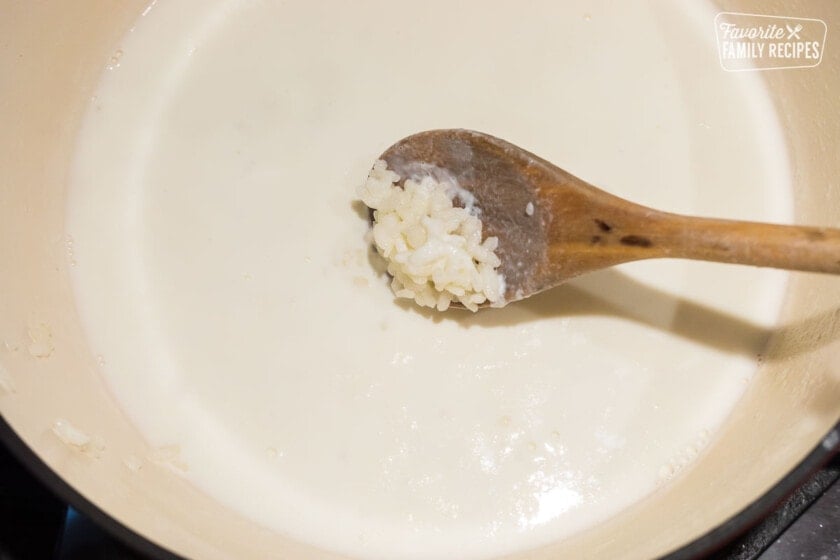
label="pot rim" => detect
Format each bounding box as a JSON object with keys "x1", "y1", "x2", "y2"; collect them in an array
[{"x1": 0, "y1": 414, "x2": 837, "y2": 560}]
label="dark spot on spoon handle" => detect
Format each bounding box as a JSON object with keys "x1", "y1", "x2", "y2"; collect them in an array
[
  {"x1": 620, "y1": 235, "x2": 653, "y2": 248},
  {"x1": 594, "y1": 219, "x2": 612, "y2": 232}
]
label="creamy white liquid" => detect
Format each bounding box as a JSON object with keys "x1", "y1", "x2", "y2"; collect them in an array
[{"x1": 67, "y1": 1, "x2": 792, "y2": 559}]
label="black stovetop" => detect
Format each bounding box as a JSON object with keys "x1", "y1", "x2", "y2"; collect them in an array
[{"x1": 0, "y1": 442, "x2": 837, "y2": 560}]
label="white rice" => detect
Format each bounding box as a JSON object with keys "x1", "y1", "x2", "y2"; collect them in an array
[
  {"x1": 358, "y1": 160, "x2": 505, "y2": 312},
  {"x1": 52, "y1": 418, "x2": 92, "y2": 449},
  {"x1": 525, "y1": 201, "x2": 535, "y2": 216}
]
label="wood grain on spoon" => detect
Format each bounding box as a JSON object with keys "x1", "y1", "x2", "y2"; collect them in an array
[{"x1": 380, "y1": 129, "x2": 840, "y2": 304}]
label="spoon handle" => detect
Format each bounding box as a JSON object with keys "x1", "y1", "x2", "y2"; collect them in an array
[{"x1": 654, "y1": 213, "x2": 840, "y2": 274}]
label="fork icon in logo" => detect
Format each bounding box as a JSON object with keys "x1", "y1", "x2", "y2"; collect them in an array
[{"x1": 786, "y1": 23, "x2": 803, "y2": 39}]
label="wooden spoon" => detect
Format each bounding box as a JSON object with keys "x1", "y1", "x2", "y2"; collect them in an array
[{"x1": 379, "y1": 129, "x2": 840, "y2": 305}]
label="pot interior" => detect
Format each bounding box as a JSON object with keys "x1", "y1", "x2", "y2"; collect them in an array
[{"x1": 1, "y1": 1, "x2": 838, "y2": 559}]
